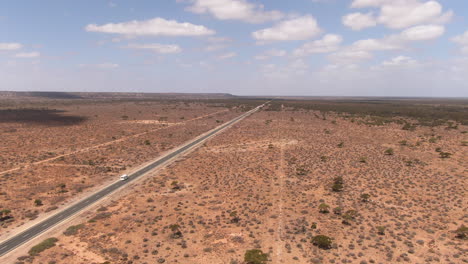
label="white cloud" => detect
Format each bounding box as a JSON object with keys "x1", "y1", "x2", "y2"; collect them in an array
[
  {"x1": 255, "y1": 49, "x2": 286, "y2": 60},
  {"x1": 186, "y1": 0, "x2": 283, "y2": 23},
  {"x1": 252, "y1": 16, "x2": 322, "y2": 43},
  {"x1": 382, "y1": 55, "x2": 418, "y2": 66},
  {"x1": 452, "y1": 30, "x2": 468, "y2": 55},
  {"x1": 329, "y1": 50, "x2": 373, "y2": 63},
  {"x1": 350, "y1": 0, "x2": 452, "y2": 29},
  {"x1": 400, "y1": 24, "x2": 444, "y2": 41},
  {"x1": 217, "y1": 52, "x2": 237, "y2": 60},
  {"x1": 97, "y1": 63, "x2": 119, "y2": 69},
  {"x1": 293, "y1": 34, "x2": 343, "y2": 57},
  {"x1": 342, "y1": 12, "x2": 377, "y2": 31},
  {"x1": 351, "y1": 38, "x2": 402, "y2": 51},
  {"x1": 351, "y1": 0, "x2": 392, "y2": 8},
  {"x1": 451, "y1": 30, "x2": 468, "y2": 46},
  {"x1": 127, "y1": 43, "x2": 182, "y2": 54},
  {"x1": 85, "y1": 17, "x2": 215, "y2": 37},
  {"x1": 14, "y1": 51, "x2": 40, "y2": 58},
  {"x1": 0, "y1": 43, "x2": 23, "y2": 51}
]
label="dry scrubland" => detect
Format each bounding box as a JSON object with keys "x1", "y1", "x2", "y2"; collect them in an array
[
  {"x1": 11, "y1": 99, "x2": 467, "y2": 264},
  {"x1": 0, "y1": 93, "x2": 260, "y2": 237}
]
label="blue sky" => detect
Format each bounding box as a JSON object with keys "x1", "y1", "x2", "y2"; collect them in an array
[{"x1": 1, "y1": 0, "x2": 467, "y2": 96}]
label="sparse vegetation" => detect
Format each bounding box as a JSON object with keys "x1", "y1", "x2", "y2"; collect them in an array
[
  {"x1": 244, "y1": 249, "x2": 269, "y2": 264},
  {"x1": 455, "y1": 225, "x2": 467, "y2": 239},
  {"x1": 63, "y1": 224, "x2": 84, "y2": 236},
  {"x1": 311, "y1": 235, "x2": 333, "y2": 249},
  {"x1": 332, "y1": 176, "x2": 344, "y2": 192},
  {"x1": 29, "y1": 237, "x2": 58, "y2": 256}
]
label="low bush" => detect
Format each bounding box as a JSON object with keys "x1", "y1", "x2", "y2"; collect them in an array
[
  {"x1": 244, "y1": 249, "x2": 269, "y2": 264},
  {"x1": 63, "y1": 224, "x2": 84, "y2": 236},
  {"x1": 29, "y1": 238, "x2": 58, "y2": 256},
  {"x1": 311, "y1": 235, "x2": 333, "y2": 249}
]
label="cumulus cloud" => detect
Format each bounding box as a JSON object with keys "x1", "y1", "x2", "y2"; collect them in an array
[
  {"x1": 14, "y1": 52, "x2": 40, "y2": 58},
  {"x1": 342, "y1": 12, "x2": 377, "y2": 31},
  {"x1": 382, "y1": 55, "x2": 418, "y2": 66},
  {"x1": 252, "y1": 16, "x2": 322, "y2": 43},
  {"x1": 351, "y1": 38, "x2": 402, "y2": 51},
  {"x1": 85, "y1": 17, "x2": 215, "y2": 37},
  {"x1": 185, "y1": 0, "x2": 283, "y2": 23},
  {"x1": 255, "y1": 49, "x2": 286, "y2": 60},
  {"x1": 451, "y1": 31, "x2": 468, "y2": 55},
  {"x1": 293, "y1": 34, "x2": 343, "y2": 57},
  {"x1": 349, "y1": 0, "x2": 452, "y2": 29},
  {"x1": 0, "y1": 43, "x2": 23, "y2": 51},
  {"x1": 127, "y1": 43, "x2": 182, "y2": 54},
  {"x1": 451, "y1": 31, "x2": 468, "y2": 45},
  {"x1": 400, "y1": 24, "x2": 444, "y2": 41},
  {"x1": 217, "y1": 52, "x2": 237, "y2": 60}
]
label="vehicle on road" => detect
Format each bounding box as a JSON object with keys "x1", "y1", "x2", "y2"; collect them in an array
[{"x1": 120, "y1": 174, "x2": 129, "y2": 181}]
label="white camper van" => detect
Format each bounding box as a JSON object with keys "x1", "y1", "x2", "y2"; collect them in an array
[{"x1": 120, "y1": 174, "x2": 129, "y2": 181}]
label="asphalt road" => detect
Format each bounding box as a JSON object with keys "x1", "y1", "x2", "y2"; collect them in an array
[{"x1": 0, "y1": 103, "x2": 265, "y2": 257}]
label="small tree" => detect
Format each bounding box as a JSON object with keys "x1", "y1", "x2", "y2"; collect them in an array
[
  {"x1": 169, "y1": 224, "x2": 182, "y2": 239},
  {"x1": 359, "y1": 157, "x2": 367, "y2": 163},
  {"x1": 333, "y1": 207, "x2": 342, "y2": 215},
  {"x1": 439, "y1": 152, "x2": 452, "y2": 159},
  {"x1": 377, "y1": 226, "x2": 386, "y2": 235},
  {"x1": 455, "y1": 225, "x2": 468, "y2": 240},
  {"x1": 360, "y1": 193, "x2": 370, "y2": 202},
  {"x1": 384, "y1": 148, "x2": 394, "y2": 156},
  {"x1": 230, "y1": 211, "x2": 240, "y2": 223},
  {"x1": 311, "y1": 235, "x2": 333, "y2": 249},
  {"x1": 319, "y1": 203, "x2": 330, "y2": 214},
  {"x1": 144, "y1": 140, "x2": 151, "y2": 145},
  {"x1": 332, "y1": 176, "x2": 344, "y2": 192},
  {"x1": 244, "y1": 249, "x2": 269, "y2": 264},
  {"x1": 337, "y1": 142, "x2": 344, "y2": 148},
  {"x1": 34, "y1": 199, "x2": 43, "y2": 206},
  {"x1": 0, "y1": 209, "x2": 12, "y2": 220},
  {"x1": 342, "y1": 210, "x2": 358, "y2": 225}
]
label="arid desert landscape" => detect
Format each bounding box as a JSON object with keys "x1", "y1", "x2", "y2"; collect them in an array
[{"x1": 0, "y1": 92, "x2": 467, "y2": 264}]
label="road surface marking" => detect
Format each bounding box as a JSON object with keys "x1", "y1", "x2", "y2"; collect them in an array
[{"x1": 21, "y1": 233, "x2": 29, "y2": 238}]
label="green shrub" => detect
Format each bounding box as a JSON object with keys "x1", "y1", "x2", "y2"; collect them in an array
[
  {"x1": 377, "y1": 226, "x2": 386, "y2": 235},
  {"x1": 29, "y1": 238, "x2": 58, "y2": 256},
  {"x1": 337, "y1": 142, "x2": 344, "y2": 148},
  {"x1": 384, "y1": 148, "x2": 394, "y2": 156},
  {"x1": 34, "y1": 199, "x2": 43, "y2": 206},
  {"x1": 311, "y1": 235, "x2": 333, "y2": 249},
  {"x1": 332, "y1": 176, "x2": 344, "y2": 192},
  {"x1": 342, "y1": 210, "x2": 358, "y2": 225},
  {"x1": 360, "y1": 193, "x2": 370, "y2": 202},
  {"x1": 319, "y1": 203, "x2": 330, "y2": 214},
  {"x1": 244, "y1": 249, "x2": 269, "y2": 264},
  {"x1": 455, "y1": 225, "x2": 468, "y2": 240},
  {"x1": 333, "y1": 207, "x2": 342, "y2": 215},
  {"x1": 439, "y1": 152, "x2": 452, "y2": 159},
  {"x1": 63, "y1": 224, "x2": 84, "y2": 236}
]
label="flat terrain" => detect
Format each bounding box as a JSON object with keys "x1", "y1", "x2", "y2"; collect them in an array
[
  {"x1": 1, "y1": 95, "x2": 467, "y2": 264},
  {"x1": 0, "y1": 93, "x2": 261, "y2": 237}
]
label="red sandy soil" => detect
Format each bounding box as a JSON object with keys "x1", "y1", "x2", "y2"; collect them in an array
[
  {"x1": 16, "y1": 106, "x2": 466, "y2": 264},
  {"x1": 0, "y1": 99, "x2": 244, "y2": 235}
]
